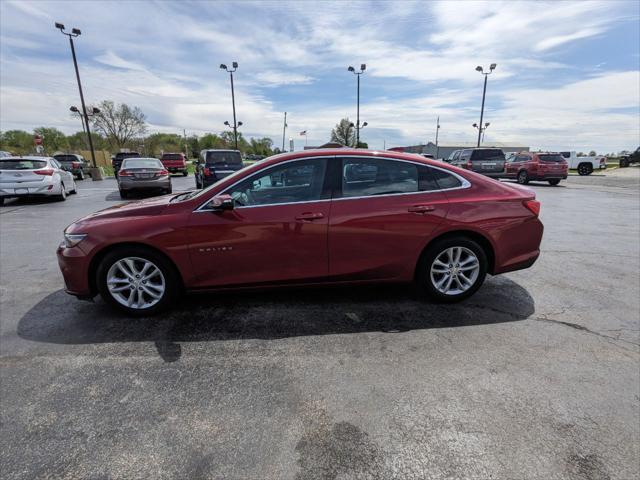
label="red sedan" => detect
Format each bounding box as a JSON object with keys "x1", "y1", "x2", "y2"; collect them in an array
[{"x1": 57, "y1": 149, "x2": 543, "y2": 315}]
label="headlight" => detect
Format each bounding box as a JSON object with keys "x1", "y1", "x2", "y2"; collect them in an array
[{"x1": 64, "y1": 233, "x2": 87, "y2": 248}]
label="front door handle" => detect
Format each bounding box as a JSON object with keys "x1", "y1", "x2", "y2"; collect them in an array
[
  {"x1": 408, "y1": 205, "x2": 435, "y2": 214},
  {"x1": 295, "y1": 212, "x2": 324, "y2": 221}
]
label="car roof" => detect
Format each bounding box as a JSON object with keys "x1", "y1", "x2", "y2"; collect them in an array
[
  {"x1": 255, "y1": 148, "x2": 442, "y2": 170},
  {"x1": 202, "y1": 149, "x2": 240, "y2": 153},
  {"x1": 0, "y1": 156, "x2": 52, "y2": 161}
]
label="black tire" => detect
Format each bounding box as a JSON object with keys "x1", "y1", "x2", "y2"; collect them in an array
[
  {"x1": 119, "y1": 190, "x2": 128, "y2": 199},
  {"x1": 96, "y1": 246, "x2": 179, "y2": 316},
  {"x1": 517, "y1": 170, "x2": 529, "y2": 184},
  {"x1": 164, "y1": 188, "x2": 172, "y2": 195},
  {"x1": 70, "y1": 180, "x2": 78, "y2": 194},
  {"x1": 57, "y1": 183, "x2": 67, "y2": 201},
  {"x1": 77, "y1": 170, "x2": 85, "y2": 181},
  {"x1": 195, "y1": 176, "x2": 201, "y2": 189},
  {"x1": 416, "y1": 236, "x2": 488, "y2": 303},
  {"x1": 620, "y1": 158, "x2": 629, "y2": 168},
  {"x1": 182, "y1": 170, "x2": 188, "y2": 177},
  {"x1": 548, "y1": 179, "x2": 561, "y2": 186},
  {"x1": 0, "y1": 197, "x2": 4, "y2": 206},
  {"x1": 577, "y1": 163, "x2": 593, "y2": 176}
]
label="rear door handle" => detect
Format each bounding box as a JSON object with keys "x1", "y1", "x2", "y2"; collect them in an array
[
  {"x1": 408, "y1": 205, "x2": 435, "y2": 214},
  {"x1": 295, "y1": 212, "x2": 324, "y2": 221}
]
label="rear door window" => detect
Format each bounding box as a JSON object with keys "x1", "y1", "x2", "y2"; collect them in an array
[
  {"x1": 459, "y1": 150, "x2": 472, "y2": 161},
  {"x1": 0, "y1": 160, "x2": 48, "y2": 170},
  {"x1": 205, "y1": 151, "x2": 242, "y2": 166},
  {"x1": 340, "y1": 158, "x2": 418, "y2": 198},
  {"x1": 470, "y1": 149, "x2": 505, "y2": 162}
]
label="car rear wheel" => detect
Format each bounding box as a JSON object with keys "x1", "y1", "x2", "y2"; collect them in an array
[
  {"x1": 96, "y1": 247, "x2": 178, "y2": 316},
  {"x1": 417, "y1": 236, "x2": 488, "y2": 303},
  {"x1": 119, "y1": 190, "x2": 128, "y2": 199},
  {"x1": 77, "y1": 170, "x2": 84, "y2": 180},
  {"x1": 182, "y1": 170, "x2": 188, "y2": 177},
  {"x1": 548, "y1": 179, "x2": 561, "y2": 186},
  {"x1": 620, "y1": 158, "x2": 629, "y2": 168},
  {"x1": 57, "y1": 183, "x2": 67, "y2": 201},
  {"x1": 70, "y1": 180, "x2": 77, "y2": 194},
  {"x1": 517, "y1": 170, "x2": 529, "y2": 184},
  {"x1": 577, "y1": 163, "x2": 593, "y2": 176}
]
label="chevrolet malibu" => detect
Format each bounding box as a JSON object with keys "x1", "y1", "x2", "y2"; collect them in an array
[{"x1": 57, "y1": 149, "x2": 543, "y2": 315}]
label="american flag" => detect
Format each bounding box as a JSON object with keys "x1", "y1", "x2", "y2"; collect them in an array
[{"x1": 299, "y1": 130, "x2": 307, "y2": 136}]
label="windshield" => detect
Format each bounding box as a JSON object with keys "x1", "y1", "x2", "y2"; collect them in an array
[
  {"x1": 54, "y1": 155, "x2": 79, "y2": 162},
  {"x1": 470, "y1": 149, "x2": 505, "y2": 161},
  {"x1": 205, "y1": 151, "x2": 242, "y2": 165},
  {"x1": 116, "y1": 153, "x2": 140, "y2": 160},
  {"x1": 538, "y1": 154, "x2": 565, "y2": 163},
  {"x1": 162, "y1": 154, "x2": 183, "y2": 160},
  {"x1": 0, "y1": 159, "x2": 48, "y2": 170},
  {"x1": 172, "y1": 163, "x2": 255, "y2": 203},
  {"x1": 122, "y1": 158, "x2": 163, "y2": 169}
]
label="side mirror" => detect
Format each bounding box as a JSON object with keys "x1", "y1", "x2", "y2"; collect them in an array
[{"x1": 208, "y1": 194, "x2": 234, "y2": 212}]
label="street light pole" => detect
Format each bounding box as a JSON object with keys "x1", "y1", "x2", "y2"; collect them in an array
[
  {"x1": 475, "y1": 63, "x2": 496, "y2": 148},
  {"x1": 220, "y1": 62, "x2": 240, "y2": 150},
  {"x1": 435, "y1": 116, "x2": 441, "y2": 159},
  {"x1": 348, "y1": 64, "x2": 366, "y2": 147},
  {"x1": 56, "y1": 23, "x2": 98, "y2": 172},
  {"x1": 282, "y1": 112, "x2": 287, "y2": 151}
]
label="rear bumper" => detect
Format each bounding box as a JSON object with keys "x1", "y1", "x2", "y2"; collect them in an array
[
  {"x1": 56, "y1": 244, "x2": 92, "y2": 296},
  {"x1": 535, "y1": 173, "x2": 568, "y2": 180},
  {"x1": 118, "y1": 177, "x2": 171, "y2": 191},
  {"x1": 493, "y1": 217, "x2": 544, "y2": 274},
  {"x1": 0, "y1": 182, "x2": 59, "y2": 197}
]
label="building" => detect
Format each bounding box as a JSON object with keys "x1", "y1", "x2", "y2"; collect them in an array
[{"x1": 389, "y1": 142, "x2": 530, "y2": 159}]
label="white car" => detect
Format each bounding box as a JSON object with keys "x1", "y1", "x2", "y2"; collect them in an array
[
  {"x1": 559, "y1": 151, "x2": 607, "y2": 176},
  {"x1": 0, "y1": 156, "x2": 77, "y2": 205}
]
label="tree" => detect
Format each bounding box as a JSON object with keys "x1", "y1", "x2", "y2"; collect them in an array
[
  {"x1": 91, "y1": 100, "x2": 147, "y2": 150},
  {"x1": 34, "y1": 127, "x2": 68, "y2": 153},
  {"x1": 0, "y1": 130, "x2": 33, "y2": 154},
  {"x1": 577, "y1": 152, "x2": 586, "y2": 157},
  {"x1": 588, "y1": 150, "x2": 597, "y2": 156},
  {"x1": 330, "y1": 118, "x2": 356, "y2": 147},
  {"x1": 248, "y1": 137, "x2": 274, "y2": 156},
  {"x1": 199, "y1": 133, "x2": 226, "y2": 150},
  {"x1": 145, "y1": 133, "x2": 183, "y2": 156}
]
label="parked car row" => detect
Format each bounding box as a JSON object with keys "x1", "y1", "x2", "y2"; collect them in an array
[{"x1": 444, "y1": 148, "x2": 569, "y2": 185}]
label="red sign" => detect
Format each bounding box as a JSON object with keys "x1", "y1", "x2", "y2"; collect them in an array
[{"x1": 34, "y1": 135, "x2": 43, "y2": 145}]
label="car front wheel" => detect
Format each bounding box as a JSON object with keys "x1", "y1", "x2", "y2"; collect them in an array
[
  {"x1": 97, "y1": 247, "x2": 178, "y2": 315},
  {"x1": 548, "y1": 179, "x2": 561, "y2": 186},
  {"x1": 417, "y1": 236, "x2": 488, "y2": 303},
  {"x1": 577, "y1": 163, "x2": 593, "y2": 175}
]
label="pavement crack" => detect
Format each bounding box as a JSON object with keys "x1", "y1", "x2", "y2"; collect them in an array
[{"x1": 534, "y1": 317, "x2": 640, "y2": 351}]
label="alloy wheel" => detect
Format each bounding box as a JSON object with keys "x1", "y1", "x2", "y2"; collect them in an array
[
  {"x1": 429, "y1": 247, "x2": 480, "y2": 296},
  {"x1": 106, "y1": 257, "x2": 166, "y2": 309}
]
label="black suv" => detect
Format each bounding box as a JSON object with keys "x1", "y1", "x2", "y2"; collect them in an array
[
  {"x1": 195, "y1": 149, "x2": 244, "y2": 189},
  {"x1": 449, "y1": 148, "x2": 506, "y2": 178},
  {"x1": 112, "y1": 151, "x2": 140, "y2": 177},
  {"x1": 52, "y1": 154, "x2": 90, "y2": 180}
]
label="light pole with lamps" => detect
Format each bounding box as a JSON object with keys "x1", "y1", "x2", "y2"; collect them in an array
[
  {"x1": 475, "y1": 63, "x2": 496, "y2": 147},
  {"x1": 435, "y1": 116, "x2": 441, "y2": 159},
  {"x1": 220, "y1": 62, "x2": 240, "y2": 150},
  {"x1": 56, "y1": 22, "x2": 100, "y2": 178},
  {"x1": 348, "y1": 64, "x2": 366, "y2": 147},
  {"x1": 473, "y1": 122, "x2": 490, "y2": 145}
]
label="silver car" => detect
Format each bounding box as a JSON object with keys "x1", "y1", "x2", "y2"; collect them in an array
[
  {"x1": 0, "y1": 156, "x2": 76, "y2": 205},
  {"x1": 117, "y1": 157, "x2": 172, "y2": 199}
]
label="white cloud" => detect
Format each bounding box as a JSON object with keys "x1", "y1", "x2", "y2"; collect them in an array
[{"x1": 94, "y1": 51, "x2": 146, "y2": 71}]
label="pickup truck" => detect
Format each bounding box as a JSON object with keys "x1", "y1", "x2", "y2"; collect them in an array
[
  {"x1": 160, "y1": 153, "x2": 188, "y2": 176},
  {"x1": 619, "y1": 147, "x2": 639, "y2": 167},
  {"x1": 52, "y1": 154, "x2": 90, "y2": 180},
  {"x1": 559, "y1": 151, "x2": 606, "y2": 175}
]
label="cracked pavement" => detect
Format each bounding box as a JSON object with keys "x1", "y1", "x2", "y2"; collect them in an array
[{"x1": 1, "y1": 169, "x2": 639, "y2": 479}]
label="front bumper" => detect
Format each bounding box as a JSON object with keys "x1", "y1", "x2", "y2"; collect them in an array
[{"x1": 56, "y1": 243, "x2": 92, "y2": 296}]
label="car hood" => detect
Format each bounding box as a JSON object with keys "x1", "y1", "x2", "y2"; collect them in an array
[{"x1": 73, "y1": 194, "x2": 174, "y2": 226}]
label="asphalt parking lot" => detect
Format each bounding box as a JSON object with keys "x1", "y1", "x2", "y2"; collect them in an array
[{"x1": 1, "y1": 169, "x2": 638, "y2": 479}]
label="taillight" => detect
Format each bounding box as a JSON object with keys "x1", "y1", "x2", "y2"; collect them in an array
[
  {"x1": 118, "y1": 169, "x2": 133, "y2": 177},
  {"x1": 600, "y1": 158, "x2": 606, "y2": 164},
  {"x1": 71, "y1": 162, "x2": 80, "y2": 169},
  {"x1": 157, "y1": 169, "x2": 169, "y2": 176},
  {"x1": 34, "y1": 169, "x2": 54, "y2": 176},
  {"x1": 204, "y1": 167, "x2": 211, "y2": 176},
  {"x1": 465, "y1": 161, "x2": 472, "y2": 169},
  {"x1": 523, "y1": 199, "x2": 541, "y2": 216}
]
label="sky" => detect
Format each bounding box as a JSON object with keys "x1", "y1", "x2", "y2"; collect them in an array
[{"x1": 0, "y1": 0, "x2": 639, "y2": 153}]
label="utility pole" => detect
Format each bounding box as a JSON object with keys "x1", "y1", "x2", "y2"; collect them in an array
[
  {"x1": 183, "y1": 128, "x2": 188, "y2": 157},
  {"x1": 282, "y1": 112, "x2": 287, "y2": 151}
]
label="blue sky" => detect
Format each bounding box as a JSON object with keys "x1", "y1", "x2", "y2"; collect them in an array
[{"x1": 1, "y1": 0, "x2": 638, "y2": 153}]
